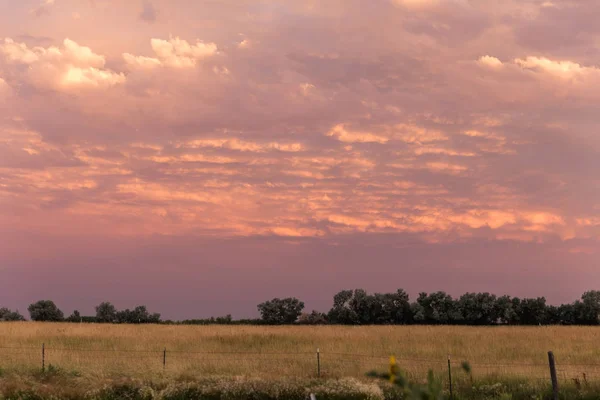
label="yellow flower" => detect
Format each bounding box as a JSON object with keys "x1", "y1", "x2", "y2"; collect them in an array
[{"x1": 389, "y1": 355, "x2": 397, "y2": 383}]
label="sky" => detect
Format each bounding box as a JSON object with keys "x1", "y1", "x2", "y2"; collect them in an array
[{"x1": 0, "y1": 0, "x2": 598, "y2": 320}]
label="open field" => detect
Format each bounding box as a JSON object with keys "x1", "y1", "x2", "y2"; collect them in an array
[
  {"x1": 2, "y1": 322, "x2": 600, "y2": 382},
  {"x1": 3, "y1": 323, "x2": 600, "y2": 399}
]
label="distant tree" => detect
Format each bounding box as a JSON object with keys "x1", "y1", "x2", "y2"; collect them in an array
[
  {"x1": 410, "y1": 301, "x2": 425, "y2": 323},
  {"x1": 362, "y1": 290, "x2": 411, "y2": 325},
  {"x1": 257, "y1": 298, "x2": 304, "y2": 324},
  {"x1": 0, "y1": 307, "x2": 25, "y2": 321},
  {"x1": 416, "y1": 292, "x2": 460, "y2": 324},
  {"x1": 115, "y1": 308, "x2": 131, "y2": 323},
  {"x1": 349, "y1": 289, "x2": 374, "y2": 324},
  {"x1": 373, "y1": 290, "x2": 412, "y2": 324},
  {"x1": 28, "y1": 300, "x2": 64, "y2": 322},
  {"x1": 115, "y1": 305, "x2": 161, "y2": 324},
  {"x1": 457, "y1": 293, "x2": 498, "y2": 325},
  {"x1": 298, "y1": 310, "x2": 328, "y2": 325},
  {"x1": 215, "y1": 314, "x2": 233, "y2": 324},
  {"x1": 328, "y1": 290, "x2": 359, "y2": 324},
  {"x1": 509, "y1": 297, "x2": 522, "y2": 324},
  {"x1": 65, "y1": 310, "x2": 81, "y2": 322},
  {"x1": 545, "y1": 305, "x2": 562, "y2": 325},
  {"x1": 494, "y1": 295, "x2": 517, "y2": 324},
  {"x1": 579, "y1": 291, "x2": 600, "y2": 325},
  {"x1": 328, "y1": 289, "x2": 411, "y2": 325},
  {"x1": 558, "y1": 301, "x2": 585, "y2": 325},
  {"x1": 515, "y1": 297, "x2": 547, "y2": 325},
  {"x1": 95, "y1": 302, "x2": 117, "y2": 323}
]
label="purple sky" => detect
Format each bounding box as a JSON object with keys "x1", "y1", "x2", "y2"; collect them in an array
[{"x1": 0, "y1": 0, "x2": 598, "y2": 319}]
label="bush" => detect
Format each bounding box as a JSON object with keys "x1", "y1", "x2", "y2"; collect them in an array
[
  {"x1": 159, "y1": 379, "x2": 306, "y2": 400},
  {"x1": 27, "y1": 300, "x2": 64, "y2": 322},
  {"x1": 0, "y1": 307, "x2": 26, "y2": 321},
  {"x1": 85, "y1": 380, "x2": 155, "y2": 400},
  {"x1": 257, "y1": 298, "x2": 304, "y2": 325}
]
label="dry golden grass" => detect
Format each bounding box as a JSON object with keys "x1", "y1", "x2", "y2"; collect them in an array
[{"x1": 1, "y1": 322, "x2": 600, "y2": 383}]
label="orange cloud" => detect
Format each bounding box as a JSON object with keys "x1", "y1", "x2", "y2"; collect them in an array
[
  {"x1": 124, "y1": 37, "x2": 218, "y2": 69},
  {"x1": 178, "y1": 138, "x2": 305, "y2": 152},
  {"x1": 326, "y1": 124, "x2": 389, "y2": 143}
]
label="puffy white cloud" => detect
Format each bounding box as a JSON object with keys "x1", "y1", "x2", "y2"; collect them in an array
[
  {"x1": 123, "y1": 53, "x2": 162, "y2": 69},
  {"x1": 151, "y1": 37, "x2": 217, "y2": 67},
  {"x1": 0, "y1": 38, "x2": 124, "y2": 89},
  {"x1": 0, "y1": 38, "x2": 105, "y2": 67},
  {"x1": 123, "y1": 37, "x2": 218, "y2": 69},
  {"x1": 62, "y1": 38, "x2": 106, "y2": 68},
  {"x1": 478, "y1": 55, "x2": 503, "y2": 68},
  {"x1": 514, "y1": 56, "x2": 594, "y2": 78},
  {"x1": 480, "y1": 54, "x2": 600, "y2": 80},
  {"x1": 62, "y1": 66, "x2": 125, "y2": 86},
  {"x1": 0, "y1": 38, "x2": 41, "y2": 64}
]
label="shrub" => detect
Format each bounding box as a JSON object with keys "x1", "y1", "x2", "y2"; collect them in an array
[{"x1": 85, "y1": 380, "x2": 155, "y2": 400}]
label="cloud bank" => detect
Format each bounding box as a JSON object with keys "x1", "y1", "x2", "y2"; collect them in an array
[{"x1": 0, "y1": 0, "x2": 598, "y2": 317}]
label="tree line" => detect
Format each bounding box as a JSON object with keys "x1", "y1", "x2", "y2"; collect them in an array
[{"x1": 3, "y1": 290, "x2": 600, "y2": 325}]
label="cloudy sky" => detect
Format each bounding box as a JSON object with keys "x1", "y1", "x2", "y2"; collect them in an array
[{"x1": 0, "y1": 0, "x2": 598, "y2": 319}]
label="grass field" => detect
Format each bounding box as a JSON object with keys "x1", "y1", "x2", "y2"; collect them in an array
[
  {"x1": 2, "y1": 322, "x2": 600, "y2": 380},
  {"x1": 2, "y1": 323, "x2": 600, "y2": 399}
]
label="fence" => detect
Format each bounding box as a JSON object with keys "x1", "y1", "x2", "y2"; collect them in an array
[{"x1": 3, "y1": 344, "x2": 600, "y2": 396}]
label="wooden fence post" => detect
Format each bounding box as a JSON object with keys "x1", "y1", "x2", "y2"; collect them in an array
[
  {"x1": 548, "y1": 351, "x2": 559, "y2": 400},
  {"x1": 163, "y1": 348, "x2": 166, "y2": 370},
  {"x1": 42, "y1": 343, "x2": 45, "y2": 372},
  {"x1": 447, "y1": 354, "x2": 453, "y2": 399},
  {"x1": 316, "y1": 348, "x2": 321, "y2": 378}
]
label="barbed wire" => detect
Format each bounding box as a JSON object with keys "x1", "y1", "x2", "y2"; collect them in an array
[{"x1": 2, "y1": 346, "x2": 600, "y2": 369}]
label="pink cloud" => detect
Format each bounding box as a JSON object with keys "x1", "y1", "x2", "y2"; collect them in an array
[{"x1": 0, "y1": 0, "x2": 599, "y2": 316}]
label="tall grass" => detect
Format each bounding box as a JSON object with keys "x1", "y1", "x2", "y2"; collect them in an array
[{"x1": 1, "y1": 322, "x2": 600, "y2": 383}]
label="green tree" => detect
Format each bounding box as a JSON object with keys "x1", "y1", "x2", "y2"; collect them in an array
[
  {"x1": 370, "y1": 290, "x2": 412, "y2": 324},
  {"x1": 27, "y1": 300, "x2": 64, "y2": 322},
  {"x1": 349, "y1": 289, "x2": 374, "y2": 324},
  {"x1": 410, "y1": 301, "x2": 425, "y2": 323},
  {"x1": 95, "y1": 302, "x2": 117, "y2": 323},
  {"x1": 328, "y1": 289, "x2": 412, "y2": 325},
  {"x1": 328, "y1": 290, "x2": 359, "y2": 324},
  {"x1": 298, "y1": 310, "x2": 328, "y2": 325},
  {"x1": 580, "y1": 291, "x2": 600, "y2": 325},
  {"x1": 515, "y1": 297, "x2": 547, "y2": 325},
  {"x1": 558, "y1": 301, "x2": 585, "y2": 325},
  {"x1": 215, "y1": 314, "x2": 233, "y2": 324},
  {"x1": 115, "y1": 305, "x2": 161, "y2": 324},
  {"x1": 0, "y1": 307, "x2": 25, "y2": 321},
  {"x1": 457, "y1": 292, "x2": 498, "y2": 325},
  {"x1": 66, "y1": 310, "x2": 82, "y2": 322},
  {"x1": 494, "y1": 295, "x2": 517, "y2": 324},
  {"x1": 545, "y1": 305, "x2": 562, "y2": 325},
  {"x1": 416, "y1": 292, "x2": 460, "y2": 324},
  {"x1": 257, "y1": 297, "x2": 304, "y2": 324}
]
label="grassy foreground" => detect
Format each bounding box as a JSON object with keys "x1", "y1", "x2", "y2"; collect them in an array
[{"x1": 2, "y1": 323, "x2": 600, "y2": 399}]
